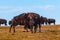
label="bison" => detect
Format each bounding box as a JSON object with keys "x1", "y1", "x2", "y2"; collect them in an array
[
  {"x1": 0, "y1": 19, "x2": 7, "y2": 26},
  {"x1": 9, "y1": 13, "x2": 28, "y2": 33},
  {"x1": 47, "y1": 18, "x2": 56, "y2": 25},
  {"x1": 24, "y1": 12, "x2": 41, "y2": 33},
  {"x1": 9, "y1": 20, "x2": 12, "y2": 25},
  {"x1": 9, "y1": 12, "x2": 41, "y2": 33},
  {"x1": 40, "y1": 16, "x2": 47, "y2": 25}
]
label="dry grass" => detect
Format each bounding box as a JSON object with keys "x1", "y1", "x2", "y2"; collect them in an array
[{"x1": 0, "y1": 25, "x2": 60, "y2": 40}]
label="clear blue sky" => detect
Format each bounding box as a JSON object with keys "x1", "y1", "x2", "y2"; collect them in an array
[{"x1": 0, "y1": 0, "x2": 60, "y2": 24}]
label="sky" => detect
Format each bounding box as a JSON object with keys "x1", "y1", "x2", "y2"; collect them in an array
[{"x1": 0, "y1": 0, "x2": 60, "y2": 25}]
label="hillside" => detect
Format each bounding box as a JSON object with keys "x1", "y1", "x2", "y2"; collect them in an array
[{"x1": 0, "y1": 25, "x2": 60, "y2": 40}]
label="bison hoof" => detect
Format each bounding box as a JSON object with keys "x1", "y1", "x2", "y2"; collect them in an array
[
  {"x1": 39, "y1": 31, "x2": 41, "y2": 32},
  {"x1": 9, "y1": 31, "x2": 11, "y2": 33},
  {"x1": 23, "y1": 30, "x2": 26, "y2": 32}
]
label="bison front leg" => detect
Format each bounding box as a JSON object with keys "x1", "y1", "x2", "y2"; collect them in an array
[
  {"x1": 9, "y1": 25, "x2": 12, "y2": 33},
  {"x1": 5, "y1": 23, "x2": 7, "y2": 26},
  {"x1": 23, "y1": 25, "x2": 29, "y2": 32},
  {"x1": 34, "y1": 25, "x2": 38, "y2": 33},
  {"x1": 54, "y1": 22, "x2": 55, "y2": 25},
  {"x1": 30, "y1": 25, "x2": 33, "y2": 33},
  {"x1": 13, "y1": 26, "x2": 15, "y2": 33},
  {"x1": 39, "y1": 24, "x2": 41, "y2": 32}
]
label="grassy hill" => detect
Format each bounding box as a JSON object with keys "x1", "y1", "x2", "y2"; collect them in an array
[{"x1": 0, "y1": 25, "x2": 60, "y2": 40}]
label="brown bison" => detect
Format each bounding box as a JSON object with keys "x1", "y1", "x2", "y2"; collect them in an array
[
  {"x1": 47, "y1": 18, "x2": 56, "y2": 25},
  {"x1": 9, "y1": 13, "x2": 28, "y2": 33},
  {"x1": 0, "y1": 19, "x2": 7, "y2": 26},
  {"x1": 9, "y1": 20, "x2": 12, "y2": 25},
  {"x1": 40, "y1": 16, "x2": 47, "y2": 25},
  {"x1": 9, "y1": 12, "x2": 41, "y2": 33},
  {"x1": 23, "y1": 12, "x2": 41, "y2": 33}
]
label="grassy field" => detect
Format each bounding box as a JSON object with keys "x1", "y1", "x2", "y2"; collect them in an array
[{"x1": 0, "y1": 25, "x2": 60, "y2": 40}]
